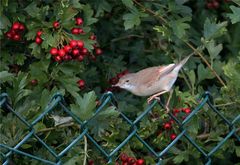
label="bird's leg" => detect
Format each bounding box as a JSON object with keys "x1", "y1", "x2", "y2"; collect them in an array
[
  {"x1": 147, "y1": 90, "x2": 168, "y2": 104},
  {"x1": 165, "y1": 89, "x2": 173, "y2": 113}
]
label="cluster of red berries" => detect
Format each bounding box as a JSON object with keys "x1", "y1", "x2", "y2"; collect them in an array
[
  {"x1": 116, "y1": 153, "x2": 145, "y2": 165},
  {"x1": 206, "y1": 0, "x2": 230, "y2": 9},
  {"x1": 35, "y1": 30, "x2": 43, "y2": 45},
  {"x1": 160, "y1": 107, "x2": 192, "y2": 141},
  {"x1": 49, "y1": 18, "x2": 103, "y2": 63},
  {"x1": 5, "y1": 22, "x2": 25, "y2": 41},
  {"x1": 105, "y1": 70, "x2": 129, "y2": 92}
]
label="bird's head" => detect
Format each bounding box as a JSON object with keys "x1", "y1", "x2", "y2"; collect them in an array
[{"x1": 113, "y1": 73, "x2": 136, "y2": 91}]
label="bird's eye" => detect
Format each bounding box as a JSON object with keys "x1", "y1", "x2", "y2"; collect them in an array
[{"x1": 126, "y1": 80, "x2": 129, "y2": 82}]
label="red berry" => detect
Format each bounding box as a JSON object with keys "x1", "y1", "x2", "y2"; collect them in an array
[
  {"x1": 58, "y1": 49, "x2": 66, "y2": 57},
  {"x1": 64, "y1": 45, "x2": 72, "y2": 53},
  {"x1": 173, "y1": 108, "x2": 180, "y2": 114},
  {"x1": 77, "y1": 79, "x2": 85, "y2": 88},
  {"x1": 77, "y1": 55, "x2": 84, "y2": 62},
  {"x1": 89, "y1": 34, "x2": 96, "y2": 40},
  {"x1": 78, "y1": 28, "x2": 84, "y2": 34},
  {"x1": 77, "y1": 40, "x2": 84, "y2": 48},
  {"x1": 89, "y1": 55, "x2": 96, "y2": 61},
  {"x1": 207, "y1": 2, "x2": 214, "y2": 9},
  {"x1": 109, "y1": 77, "x2": 119, "y2": 85},
  {"x1": 53, "y1": 21, "x2": 60, "y2": 29},
  {"x1": 71, "y1": 28, "x2": 80, "y2": 34},
  {"x1": 120, "y1": 153, "x2": 128, "y2": 162},
  {"x1": 88, "y1": 160, "x2": 94, "y2": 165},
  {"x1": 72, "y1": 49, "x2": 80, "y2": 56},
  {"x1": 136, "y1": 159, "x2": 145, "y2": 165},
  {"x1": 5, "y1": 31, "x2": 13, "y2": 39},
  {"x1": 183, "y1": 108, "x2": 191, "y2": 114},
  {"x1": 117, "y1": 73, "x2": 124, "y2": 79},
  {"x1": 13, "y1": 34, "x2": 21, "y2": 41},
  {"x1": 55, "y1": 56, "x2": 62, "y2": 62},
  {"x1": 95, "y1": 48, "x2": 103, "y2": 55},
  {"x1": 81, "y1": 48, "x2": 88, "y2": 55},
  {"x1": 122, "y1": 69, "x2": 129, "y2": 75},
  {"x1": 212, "y1": 1, "x2": 219, "y2": 9},
  {"x1": 19, "y1": 24, "x2": 25, "y2": 31},
  {"x1": 75, "y1": 17, "x2": 83, "y2": 25},
  {"x1": 30, "y1": 79, "x2": 38, "y2": 86},
  {"x1": 37, "y1": 30, "x2": 43, "y2": 37},
  {"x1": 127, "y1": 157, "x2": 136, "y2": 164},
  {"x1": 70, "y1": 40, "x2": 78, "y2": 48},
  {"x1": 35, "y1": 37, "x2": 43, "y2": 44},
  {"x1": 12, "y1": 22, "x2": 20, "y2": 30},
  {"x1": 163, "y1": 122, "x2": 171, "y2": 129},
  {"x1": 170, "y1": 133, "x2": 177, "y2": 140},
  {"x1": 50, "y1": 48, "x2": 58, "y2": 56}
]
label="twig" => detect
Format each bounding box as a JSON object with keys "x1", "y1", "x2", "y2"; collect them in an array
[
  {"x1": 37, "y1": 122, "x2": 79, "y2": 133},
  {"x1": 214, "y1": 102, "x2": 237, "y2": 107},
  {"x1": 111, "y1": 34, "x2": 144, "y2": 42},
  {"x1": 83, "y1": 136, "x2": 88, "y2": 165},
  {"x1": 133, "y1": 0, "x2": 226, "y2": 87},
  {"x1": 184, "y1": 42, "x2": 226, "y2": 87},
  {"x1": 197, "y1": 127, "x2": 240, "y2": 140}
]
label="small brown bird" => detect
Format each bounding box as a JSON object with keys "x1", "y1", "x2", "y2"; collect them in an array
[{"x1": 113, "y1": 55, "x2": 192, "y2": 112}]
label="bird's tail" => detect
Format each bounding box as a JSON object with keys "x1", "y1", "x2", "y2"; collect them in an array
[{"x1": 174, "y1": 54, "x2": 193, "y2": 71}]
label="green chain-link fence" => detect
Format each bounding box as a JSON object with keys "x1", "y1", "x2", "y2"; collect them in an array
[{"x1": 0, "y1": 91, "x2": 239, "y2": 165}]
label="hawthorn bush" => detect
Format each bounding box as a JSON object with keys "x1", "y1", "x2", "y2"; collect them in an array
[{"x1": 0, "y1": 0, "x2": 240, "y2": 164}]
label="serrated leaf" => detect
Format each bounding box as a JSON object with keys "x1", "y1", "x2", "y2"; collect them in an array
[
  {"x1": 60, "y1": 7, "x2": 78, "y2": 22},
  {"x1": 95, "y1": 0, "x2": 112, "y2": 17},
  {"x1": 24, "y1": 2, "x2": 40, "y2": 18},
  {"x1": 123, "y1": 13, "x2": 141, "y2": 30},
  {"x1": 70, "y1": 91, "x2": 97, "y2": 121},
  {"x1": 197, "y1": 63, "x2": 214, "y2": 83},
  {"x1": 83, "y1": 5, "x2": 98, "y2": 26},
  {"x1": 0, "y1": 71, "x2": 14, "y2": 82},
  {"x1": 88, "y1": 106, "x2": 119, "y2": 138},
  {"x1": 203, "y1": 18, "x2": 227, "y2": 40},
  {"x1": 122, "y1": 0, "x2": 134, "y2": 8},
  {"x1": 227, "y1": 6, "x2": 240, "y2": 24},
  {"x1": 0, "y1": 14, "x2": 11, "y2": 29},
  {"x1": 15, "y1": 54, "x2": 27, "y2": 65},
  {"x1": 205, "y1": 40, "x2": 222, "y2": 64},
  {"x1": 170, "y1": 17, "x2": 191, "y2": 39}
]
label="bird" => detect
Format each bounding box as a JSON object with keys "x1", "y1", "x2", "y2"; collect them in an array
[{"x1": 113, "y1": 54, "x2": 192, "y2": 112}]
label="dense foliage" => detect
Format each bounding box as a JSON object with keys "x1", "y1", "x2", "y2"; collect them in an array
[{"x1": 0, "y1": 0, "x2": 240, "y2": 164}]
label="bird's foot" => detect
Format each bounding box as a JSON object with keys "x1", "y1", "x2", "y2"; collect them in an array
[
  {"x1": 147, "y1": 96, "x2": 160, "y2": 104},
  {"x1": 165, "y1": 105, "x2": 170, "y2": 113}
]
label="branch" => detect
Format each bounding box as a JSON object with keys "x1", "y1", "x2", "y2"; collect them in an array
[{"x1": 133, "y1": 0, "x2": 226, "y2": 87}]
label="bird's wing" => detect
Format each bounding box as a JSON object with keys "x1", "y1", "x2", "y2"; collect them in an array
[{"x1": 134, "y1": 64, "x2": 176, "y2": 87}]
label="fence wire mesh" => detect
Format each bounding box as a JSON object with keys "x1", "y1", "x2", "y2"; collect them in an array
[{"x1": 0, "y1": 91, "x2": 239, "y2": 165}]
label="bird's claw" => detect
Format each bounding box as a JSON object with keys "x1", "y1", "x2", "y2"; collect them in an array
[
  {"x1": 147, "y1": 96, "x2": 160, "y2": 104},
  {"x1": 165, "y1": 105, "x2": 170, "y2": 113}
]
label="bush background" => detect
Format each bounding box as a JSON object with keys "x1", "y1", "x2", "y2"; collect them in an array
[{"x1": 0, "y1": 0, "x2": 239, "y2": 164}]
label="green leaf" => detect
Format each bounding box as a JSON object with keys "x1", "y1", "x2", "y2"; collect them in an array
[
  {"x1": 70, "y1": 91, "x2": 97, "y2": 121},
  {"x1": 88, "y1": 106, "x2": 119, "y2": 138},
  {"x1": 83, "y1": 4, "x2": 98, "y2": 26},
  {"x1": 0, "y1": 71, "x2": 14, "y2": 82},
  {"x1": 170, "y1": 17, "x2": 191, "y2": 39},
  {"x1": 123, "y1": 13, "x2": 141, "y2": 30},
  {"x1": 60, "y1": 7, "x2": 78, "y2": 22},
  {"x1": 24, "y1": 2, "x2": 40, "y2": 18},
  {"x1": 122, "y1": 0, "x2": 134, "y2": 8},
  {"x1": 227, "y1": 6, "x2": 240, "y2": 24},
  {"x1": 203, "y1": 18, "x2": 227, "y2": 40},
  {"x1": 205, "y1": 40, "x2": 223, "y2": 64},
  {"x1": 95, "y1": 0, "x2": 112, "y2": 17},
  {"x1": 0, "y1": 14, "x2": 11, "y2": 29},
  {"x1": 197, "y1": 64, "x2": 214, "y2": 83},
  {"x1": 15, "y1": 54, "x2": 27, "y2": 65}
]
